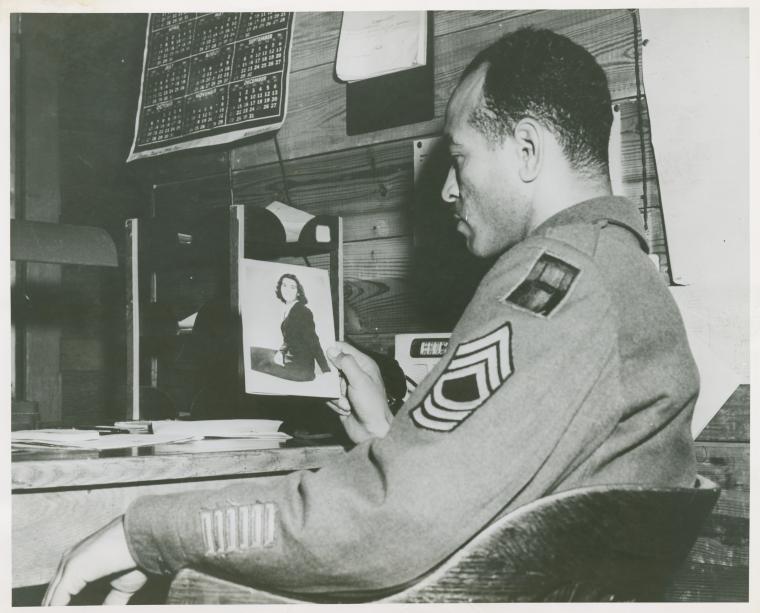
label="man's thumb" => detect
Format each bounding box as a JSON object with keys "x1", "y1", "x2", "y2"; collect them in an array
[{"x1": 326, "y1": 348, "x2": 366, "y2": 384}]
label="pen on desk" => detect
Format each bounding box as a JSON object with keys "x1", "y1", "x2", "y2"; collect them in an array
[{"x1": 75, "y1": 426, "x2": 132, "y2": 435}]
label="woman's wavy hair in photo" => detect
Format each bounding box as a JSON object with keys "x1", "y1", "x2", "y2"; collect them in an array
[{"x1": 275, "y1": 273, "x2": 308, "y2": 305}]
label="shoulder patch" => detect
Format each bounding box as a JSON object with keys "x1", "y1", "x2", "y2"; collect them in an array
[
  {"x1": 503, "y1": 252, "x2": 579, "y2": 317},
  {"x1": 411, "y1": 322, "x2": 513, "y2": 432}
]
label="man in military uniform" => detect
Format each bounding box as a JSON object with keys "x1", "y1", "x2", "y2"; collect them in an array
[{"x1": 43, "y1": 28, "x2": 698, "y2": 605}]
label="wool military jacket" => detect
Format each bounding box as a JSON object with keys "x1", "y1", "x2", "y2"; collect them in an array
[{"x1": 124, "y1": 196, "x2": 698, "y2": 595}]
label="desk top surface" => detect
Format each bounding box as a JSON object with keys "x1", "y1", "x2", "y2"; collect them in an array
[{"x1": 12, "y1": 437, "x2": 346, "y2": 491}]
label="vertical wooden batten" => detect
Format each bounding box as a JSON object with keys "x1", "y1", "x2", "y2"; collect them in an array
[{"x1": 17, "y1": 15, "x2": 65, "y2": 425}]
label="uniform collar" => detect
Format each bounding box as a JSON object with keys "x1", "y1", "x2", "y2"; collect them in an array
[{"x1": 530, "y1": 195, "x2": 649, "y2": 253}]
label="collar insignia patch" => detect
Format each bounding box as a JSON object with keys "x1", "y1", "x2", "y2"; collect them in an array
[
  {"x1": 411, "y1": 322, "x2": 513, "y2": 432},
  {"x1": 504, "y1": 252, "x2": 579, "y2": 317}
]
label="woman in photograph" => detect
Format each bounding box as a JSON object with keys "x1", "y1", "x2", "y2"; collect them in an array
[{"x1": 250, "y1": 273, "x2": 331, "y2": 382}]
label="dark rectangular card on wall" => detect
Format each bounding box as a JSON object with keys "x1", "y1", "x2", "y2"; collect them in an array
[
  {"x1": 345, "y1": 11, "x2": 434, "y2": 136},
  {"x1": 345, "y1": 63, "x2": 434, "y2": 135}
]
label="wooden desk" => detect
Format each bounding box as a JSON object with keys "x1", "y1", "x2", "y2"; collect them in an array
[{"x1": 12, "y1": 438, "x2": 345, "y2": 589}]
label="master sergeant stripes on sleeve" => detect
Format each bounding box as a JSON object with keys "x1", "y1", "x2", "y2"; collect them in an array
[
  {"x1": 410, "y1": 322, "x2": 514, "y2": 432},
  {"x1": 200, "y1": 502, "x2": 277, "y2": 555}
]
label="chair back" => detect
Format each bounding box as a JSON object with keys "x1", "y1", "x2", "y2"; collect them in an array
[{"x1": 168, "y1": 475, "x2": 720, "y2": 604}]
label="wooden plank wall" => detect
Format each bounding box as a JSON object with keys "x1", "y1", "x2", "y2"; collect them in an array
[
  {"x1": 667, "y1": 384, "x2": 750, "y2": 602},
  {"x1": 54, "y1": 14, "x2": 148, "y2": 425},
  {"x1": 16, "y1": 16, "x2": 65, "y2": 425}
]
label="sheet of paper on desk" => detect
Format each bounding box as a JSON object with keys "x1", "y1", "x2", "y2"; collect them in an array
[
  {"x1": 152, "y1": 438, "x2": 290, "y2": 454},
  {"x1": 11, "y1": 432, "x2": 197, "y2": 449},
  {"x1": 336, "y1": 12, "x2": 427, "y2": 82},
  {"x1": 12, "y1": 429, "x2": 101, "y2": 444},
  {"x1": 150, "y1": 419, "x2": 291, "y2": 439}
]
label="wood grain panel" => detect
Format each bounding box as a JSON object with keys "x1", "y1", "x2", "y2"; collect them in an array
[
  {"x1": 344, "y1": 278, "x2": 426, "y2": 335},
  {"x1": 232, "y1": 139, "x2": 413, "y2": 242},
  {"x1": 618, "y1": 98, "x2": 657, "y2": 184},
  {"x1": 697, "y1": 385, "x2": 749, "y2": 443},
  {"x1": 433, "y1": 10, "x2": 540, "y2": 36},
  {"x1": 233, "y1": 9, "x2": 638, "y2": 168},
  {"x1": 288, "y1": 12, "x2": 542, "y2": 73},
  {"x1": 433, "y1": 9, "x2": 637, "y2": 110},
  {"x1": 153, "y1": 173, "x2": 232, "y2": 221},
  {"x1": 59, "y1": 128, "x2": 135, "y2": 190},
  {"x1": 694, "y1": 443, "x2": 748, "y2": 492},
  {"x1": 56, "y1": 14, "x2": 145, "y2": 135},
  {"x1": 60, "y1": 371, "x2": 110, "y2": 425},
  {"x1": 684, "y1": 533, "x2": 749, "y2": 568},
  {"x1": 304, "y1": 236, "x2": 414, "y2": 280},
  {"x1": 12, "y1": 444, "x2": 344, "y2": 491},
  {"x1": 132, "y1": 148, "x2": 230, "y2": 186},
  {"x1": 19, "y1": 17, "x2": 64, "y2": 425},
  {"x1": 290, "y1": 12, "x2": 341, "y2": 71},
  {"x1": 346, "y1": 332, "x2": 398, "y2": 357},
  {"x1": 667, "y1": 440, "x2": 750, "y2": 602},
  {"x1": 666, "y1": 560, "x2": 748, "y2": 602},
  {"x1": 60, "y1": 339, "x2": 105, "y2": 371},
  {"x1": 694, "y1": 443, "x2": 748, "y2": 517}
]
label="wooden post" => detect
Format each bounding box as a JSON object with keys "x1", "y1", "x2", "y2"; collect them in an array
[
  {"x1": 230, "y1": 205, "x2": 245, "y2": 381},
  {"x1": 125, "y1": 218, "x2": 140, "y2": 420}
]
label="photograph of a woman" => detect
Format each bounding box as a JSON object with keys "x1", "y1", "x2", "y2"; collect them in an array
[
  {"x1": 241, "y1": 260, "x2": 340, "y2": 398},
  {"x1": 250, "y1": 273, "x2": 330, "y2": 382}
]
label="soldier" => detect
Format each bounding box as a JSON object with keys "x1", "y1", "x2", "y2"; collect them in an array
[{"x1": 43, "y1": 27, "x2": 697, "y2": 605}]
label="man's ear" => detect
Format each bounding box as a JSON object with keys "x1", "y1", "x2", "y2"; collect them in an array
[{"x1": 513, "y1": 118, "x2": 541, "y2": 182}]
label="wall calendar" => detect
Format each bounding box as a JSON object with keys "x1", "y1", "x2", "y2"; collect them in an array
[{"x1": 128, "y1": 12, "x2": 294, "y2": 161}]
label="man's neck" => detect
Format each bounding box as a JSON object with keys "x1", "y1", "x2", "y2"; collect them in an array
[{"x1": 529, "y1": 172, "x2": 612, "y2": 232}]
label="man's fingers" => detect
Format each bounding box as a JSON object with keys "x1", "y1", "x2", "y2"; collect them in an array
[
  {"x1": 44, "y1": 567, "x2": 87, "y2": 606},
  {"x1": 329, "y1": 341, "x2": 362, "y2": 358},
  {"x1": 326, "y1": 398, "x2": 350, "y2": 416},
  {"x1": 42, "y1": 556, "x2": 70, "y2": 606},
  {"x1": 103, "y1": 589, "x2": 132, "y2": 606},
  {"x1": 326, "y1": 349, "x2": 370, "y2": 385},
  {"x1": 104, "y1": 569, "x2": 148, "y2": 605}
]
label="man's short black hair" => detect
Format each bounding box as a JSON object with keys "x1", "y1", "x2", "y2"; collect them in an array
[{"x1": 462, "y1": 27, "x2": 613, "y2": 176}]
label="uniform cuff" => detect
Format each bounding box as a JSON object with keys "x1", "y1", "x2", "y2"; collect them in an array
[{"x1": 124, "y1": 493, "x2": 195, "y2": 576}]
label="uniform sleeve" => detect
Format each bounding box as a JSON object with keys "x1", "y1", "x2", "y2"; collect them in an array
[{"x1": 123, "y1": 238, "x2": 624, "y2": 595}]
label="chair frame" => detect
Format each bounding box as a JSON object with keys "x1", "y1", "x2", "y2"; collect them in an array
[{"x1": 167, "y1": 475, "x2": 720, "y2": 604}]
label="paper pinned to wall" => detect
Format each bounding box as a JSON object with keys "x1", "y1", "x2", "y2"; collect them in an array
[
  {"x1": 639, "y1": 9, "x2": 748, "y2": 288},
  {"x1": 670, "y1": 286, "x2": 744, "y2": 437},
  {"x1": 336, "y1": 12, "x2": 427, "y2": 82}
]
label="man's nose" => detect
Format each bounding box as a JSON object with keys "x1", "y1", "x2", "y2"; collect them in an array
[{"x1": 440, "y1": 165, "x2": 459, "y2": 204}]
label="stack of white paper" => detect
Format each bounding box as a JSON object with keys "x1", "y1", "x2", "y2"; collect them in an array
[
  {"x1": 12, "y1": 429, "x2": 101, "y2": 445},
  {"x1": 150, "y1": 419, "x2": 290, "y2": 440},
  {"x1": 12, "y1": 431, "x2": 196, "y2": 450}
]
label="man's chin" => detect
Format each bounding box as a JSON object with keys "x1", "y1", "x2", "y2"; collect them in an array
[{"x1": 464, "y1": 237, "x2": 485, "y2": 258}]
